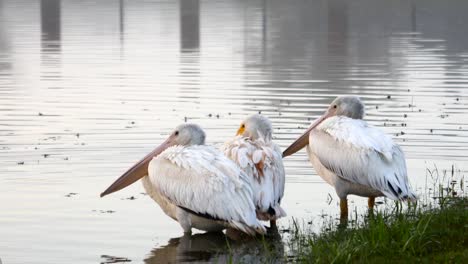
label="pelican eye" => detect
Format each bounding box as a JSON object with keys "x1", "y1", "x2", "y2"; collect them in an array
[
  {"x1": 241, "y1": 124, "x2": 245, "y2": 128},
  {"x1": 333, "y1": 105, "x2": 337, "y2": 109},
  {"x1": 175, "y1": 131, "x2": 179, "y2": 136}
]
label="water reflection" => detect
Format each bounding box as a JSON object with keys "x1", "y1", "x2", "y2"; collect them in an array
[
  {"x1": 119, "y1": 0, "x2": 124, "y2": 45},
  {"x1": 40, "y1": 0, "x2": 61, "y2": 49},
  {"x1": 0, "y1": 0, "x2": 10, "y2": 72},
  {"x1": 0, "y1": 0, "x2": 467, "y2": 263},
  {"x1": 328, "y1": 0, "x2": 348, "y2": 62},
  {"x1": 180, "y1": 0, "x2": 199, "y2": 52},
  {"x1": 178, "y1": 0, "x2": 201, "y2": 106},
  {"x1": 40, "y1": 0, "x2": 61, "y2": 81},
  {"x1": 145, "y1": 231, "x2": 284, "y2": 263}
]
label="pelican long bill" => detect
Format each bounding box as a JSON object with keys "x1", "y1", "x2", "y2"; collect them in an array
[
  {"x1": 282, "y1": 112, "x2": 330, "y2": 158},
  {"x1": 100, "y1": 137, "x2": 174, "y2": 197}
]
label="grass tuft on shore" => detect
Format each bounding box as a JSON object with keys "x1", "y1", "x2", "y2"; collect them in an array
[
  {"x1": 285, "y1": 164, "x2": 467, "y2": 263},
  {"x1": 288, "y1": 195, "x2": 467, "y2": 263}
]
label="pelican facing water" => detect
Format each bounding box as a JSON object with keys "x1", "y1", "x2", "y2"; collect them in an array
[
  {"x1": 283, "y1": 96, "x2": 416, "y2": 219},
  {"x1": 101, "y1": 124, "x2": 266, "y2": 235},
  {"x1": 222, "y1": 114, "x2": 286, "y2": 228}
]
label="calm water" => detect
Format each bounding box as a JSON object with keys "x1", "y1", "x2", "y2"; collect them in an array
[{"x1": 1, "y1": 0, "x2": 468, "y2": 263}]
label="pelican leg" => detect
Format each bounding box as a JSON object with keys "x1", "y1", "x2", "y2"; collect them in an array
[
  {"x1": 368, "y1": 197, "x2": 375, "y2": 210},
  {"x1": 176, "y1": 208, "x2": 192, "y2": 234},
  {"x1": 340, "y1": 198, "x2": 348, "y2": 219},
  {"x1": 338, "y1": 198, "x2": 349, "y2": 227},
  {"x1": 269, "y1": 220, "x2": 277, "y2": 229},
  {"x1": 226, "y1": 228, "x2": 252, "y2": 241},
  {"x1": 226, "y1": 228, "x2": 242, "y2": 241}
]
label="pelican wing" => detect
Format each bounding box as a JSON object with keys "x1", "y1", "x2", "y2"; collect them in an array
[
  {"x1": 222, "y1": 136, "x2": 286, "y2": 220},
  {"x1": 148, "y1": 145, "x2": 266, "y2": 235},
  {"x1": 309, "y1": 116, "x2": 416, "y2": 200}
]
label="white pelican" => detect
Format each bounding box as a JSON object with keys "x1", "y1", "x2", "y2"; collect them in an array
[
  {"x1": 222, "y1": 114, "x2": 286, "y2": 228},
  {"x1": 283, "y1": 96, "x2": 416, "y2": 219},
  {"x1": 101, "y1": 124, "x2": 266, "y2": 235}
]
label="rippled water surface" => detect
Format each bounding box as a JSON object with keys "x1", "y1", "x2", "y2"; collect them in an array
[{"x1": 1, "y1": 0, "x2": 468, "y2": 263}]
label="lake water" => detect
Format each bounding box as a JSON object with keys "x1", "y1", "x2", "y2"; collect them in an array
[{"x1": 1, "y1": 0, "x2": 467, "y2": 263}]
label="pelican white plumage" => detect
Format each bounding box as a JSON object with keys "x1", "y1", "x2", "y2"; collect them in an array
[
  {"x1": 222, "y1": 114, "x2": 286, "y2": 227},
  {"x1": 101, "y1": 124, "x2": 266, "y2": 235},
  {"x1": 283, "y1": 96, "x2": 416, "y2": 219}
]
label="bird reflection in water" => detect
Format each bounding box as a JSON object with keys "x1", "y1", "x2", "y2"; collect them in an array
[{"x1": 144, "y1": 230, "x2": 284, "y2": 263}]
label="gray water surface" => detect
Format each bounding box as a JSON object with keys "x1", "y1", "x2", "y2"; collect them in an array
[{"x1": 1, "y1": 0, "x2": 468, "y2": 263}]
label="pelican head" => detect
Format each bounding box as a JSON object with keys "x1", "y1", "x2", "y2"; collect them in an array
[
  {"x1": 236, "y1": 114, "x2": 273, "y2": 141},
  {"x1": 283, "y1": 96, "x2": 365, "y2": 157},
  {"x1": 100, "y1": 123, "x2": 205, "y2": 197},
  {"x1": 328, "y1": 96, "x2": 365, "y2": 120},
  {"x1": 174, "y1": 123, "x2": 206, "y2": 146}
]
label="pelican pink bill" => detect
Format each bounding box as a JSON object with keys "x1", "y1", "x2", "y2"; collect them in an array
[
  {"x1": 283, "y1": 96, "x2": 416, "y2": 219},
  {"x1": 101, "y1": 123, "x2": 266, "y2": 236},
  {"x1": 101, "y1": 96, "x2": 417, "y2": 233}
]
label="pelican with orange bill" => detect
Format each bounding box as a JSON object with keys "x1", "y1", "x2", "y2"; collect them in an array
[{"x1": 222, "y1": 114, "x2": 286, "y2": 229}]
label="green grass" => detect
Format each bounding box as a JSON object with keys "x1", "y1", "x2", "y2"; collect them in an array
[
  {"x1": 288, "y1": 197, "x2": 467, "y2": 263},
  {"x1": 224, "y1": 165, "x2": 467, "y2": 263},
  {"x1": 286, "y1": 163, "x2": 467, "y2": 264}
]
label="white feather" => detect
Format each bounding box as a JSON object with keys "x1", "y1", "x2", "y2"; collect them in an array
[
  {"x1": 252, "y1": 150, "x2": 263, "y2": 164},
  {"x1": 310, "y1": 116, "x2": 416, "y2": 200},
  {"x1": 222, "y1": 136, "x2": 286, "y2": 221},
  {"x1": 147, "y1": 145, "x2": 266, "y2": 235}
]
